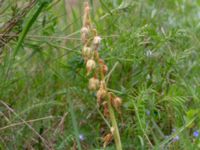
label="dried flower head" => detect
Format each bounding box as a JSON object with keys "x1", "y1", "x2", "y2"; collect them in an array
[
  {"x1": 81, "y1": 27, "x2": 89, "y2": 34},
  {"x1": 88, "y1": 77, "x2": 99, "y2": 90},
  {"x1": 83, "y1": 2, "x2": 90, "y2": 27},
  {"x1": 82, "y1": 46, "x2": 93, "y2": 58},
  {"x1": 97, "y1": 88, "x2": 107, "y2": 105},
  {"x1": 84, "y1": 2, "x2": 90, "y2": 14},
  {"x1": 93, "y1": 36, "x2": 101, "y2": 45},
  {"x1": 103, "y1": 133, "x2": 113, "y2": 148},
  {"x1": 103, "y1": 64, "x2": 108, "y2": 75},
  {"x1": 81, "y1": 27, "x2": 90, "y2": 43},
  {"x1": 100, "y1": 80, "x2": 106, "y2": 89},
  {"x1": 111, "y1": 97, "x2": 122, "y2": 111},
  {"x1": 86, "y1": 59, "x2": 96, "y2": 74},
  {"x1": 98, "y1": 58, "x2": 104, "y2": 64}
]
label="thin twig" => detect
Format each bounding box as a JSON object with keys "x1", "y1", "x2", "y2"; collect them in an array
[
  {"x1": 0, "y1": 0, "x2": 37, "y2": 49},
  {"x1": 0, "y1": 116, "x2": 54, "y2": 131}
]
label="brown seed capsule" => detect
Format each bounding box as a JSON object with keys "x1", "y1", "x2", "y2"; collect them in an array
[
  {"x1": 93, "y1": 36, "x2": 101, "y2": 45},
  {"x1": 86, "y1": 59, "x2": 96, "y2": 74},
  {"x1": 99, "y1": 80, "x2": 106, "y2": 89},
  {"x1": 112, "y1": 97, "x2": 122, "y2": 110},
  {"x1": 81, "y1": 27, "x2": 89, "y2": 34},
  {"x1": 88, "y1": 77, "x2": 99, "y2": 90},
  {"x1": 84, "y1": 4, "x2": 90, "y2": 14},
  {"x1": 83, "y1": 2, "x2": 90, "y2": 27},
  {"x1": 81, "y1": 27, "x2": 89, "y2": 43},
  {"x1": 98, "y1": 58, "x2": 104, "y2": 64},
  {"x1": 103, "y1": 64, "x2": 108, "y2": 75},
  {"x1": 96, "y1": 88, "x2": 107, "y2": 105},
  {"x1": 103, "y1": 133, "x2": 113, "y2": 148},
  {"x1": 82, "y1": 46, "x2": 92, "y2": 58}
]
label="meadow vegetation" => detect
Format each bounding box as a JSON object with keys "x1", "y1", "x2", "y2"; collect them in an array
[{"x1": 0, "y1": 0, "x2": 200, "y2": 149}]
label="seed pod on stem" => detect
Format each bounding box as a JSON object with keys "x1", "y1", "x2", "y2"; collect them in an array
[
  {"x1": 81, "y1": 27, "x2": 89, "y2": 44},
  {"x1": 111, "y1": 96, "x2": 122, "y2": 113},
  {"x1": 83, "y1": 2, "x2": 90, "y2": 27},
  {"x1": 102, "y1": 64, "x2": 108, "y2": 75},
  {"x1": 103, "y1": 133, "x2": 113, "y2": 148},
  {"x1": 98, "y1": 59, "x2": 108, "y2": 76},
  {"x1": 82, "y1": 46, "x2": 93, "y2": 58},
  {"x1": 93, "y1": 36, "x2": 101, "y2": 50},
  {"x1": 96, "y1": 81, "x2": 107, "y2": 105},
  {"x1": 86, "y1": 59, "x2": 96, "y2": 75},
  {"x1": 93, "y1": 36, "x2": 101, "y2": 45},
  {"x1": 88, "y1": 77, "x2": 99, "y2": 90},
  {"x1": 96, "y1": 88, "x2": 107, "y2": 105}
]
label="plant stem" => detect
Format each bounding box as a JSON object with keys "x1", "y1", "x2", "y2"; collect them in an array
[
  {"x1": 68, "y1": 96, "x2": 82, "y2": 150},
  {"x1": 107, "y1": 94, "x2": 122, "y2": 150},
  {"x1": 4, "y1": 2, "x2": 48, "y2": 84},
  {"x1": 95, "y1": 44, "x2": 122, "y2": 150}
]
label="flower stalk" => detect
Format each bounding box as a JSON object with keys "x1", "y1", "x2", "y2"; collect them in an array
[{"x1": 80, "y1": 2, "x2": 122, "y2": 149}]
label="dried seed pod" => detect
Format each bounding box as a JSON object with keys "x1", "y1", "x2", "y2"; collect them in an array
[
  {"x1": 81, "y1": 27, "x2": 89, "y2": 34},
  {"x1": 111, "y1": 97, "x2": 122, "y2": 111},
  {"x1": 86, "y1": 59, "x2": 96, "y2": 74},
  {"x1": 98, "y1": 59, "x2": 108, "y2": 75},
  {"x1": 98, "y1": 58, "x2": 104, "y2": 64},
  {"x1": 96, "y1": 80, "x2": 107, "y2": 105},
  {"x1": 83, "y1": 2, "x2": 90, "y2": 27},
  {"x1": 81, "y1": 27, "x2": 89, "y2": 43},
  {"x1": 96, "y1": 88, "x2": 107, "y2": 105},
  {"x1": 103, "y1": 133, "x2": 113, "y2": 148},
  {"x1": 103, "y1": 64, "x2": 108, "y2": 75},
  {"x1": 88, "y1": 77, "x2": 99, "y2": 90},
  {"x1": 93, "y1": 36, "x2": 101, "y2": 45},
  {"x1": 100, "y1": 80, "x2": 106, "y2": 89},
  {"x1": 82, "y1": 46, "x2": 92, "y2": 58},
  {"x1": 84, "y1": 3, "x2": 90, "y2": 14}
]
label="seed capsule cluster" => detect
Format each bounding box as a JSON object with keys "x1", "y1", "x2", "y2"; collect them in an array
[
  {"x1": 81, "y1": 2, "x2": 122, "y2": 112},
  {"x1": 81, "y1": 2, "x2": 122, "y2": 147}
]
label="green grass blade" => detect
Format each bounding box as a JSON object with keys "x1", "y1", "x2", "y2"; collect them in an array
[
  {"x1": 68, "y1": 94, "x2": 82, "y2": 150},
  {"x1": 13, "y1": 2, "x2": 47, "y2": 57}
]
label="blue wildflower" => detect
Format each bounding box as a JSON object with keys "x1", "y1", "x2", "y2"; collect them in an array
[
  {"x1": 173, "y1": 135, "x2": 179, "y2": 142},
  {"x1": 79, "y1": 134, "x2": 85, "y2": 141},
  {"x1": 146, "y1": 110, "x2": 150, "y2": 116},
  {"x1": 193, "y1": 131, "x2": 199, "y2": 138}
]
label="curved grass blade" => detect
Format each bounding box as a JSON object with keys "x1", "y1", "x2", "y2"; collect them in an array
[{"x1": 13, "y1": 2, "x2": 47, "y2": 57}]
